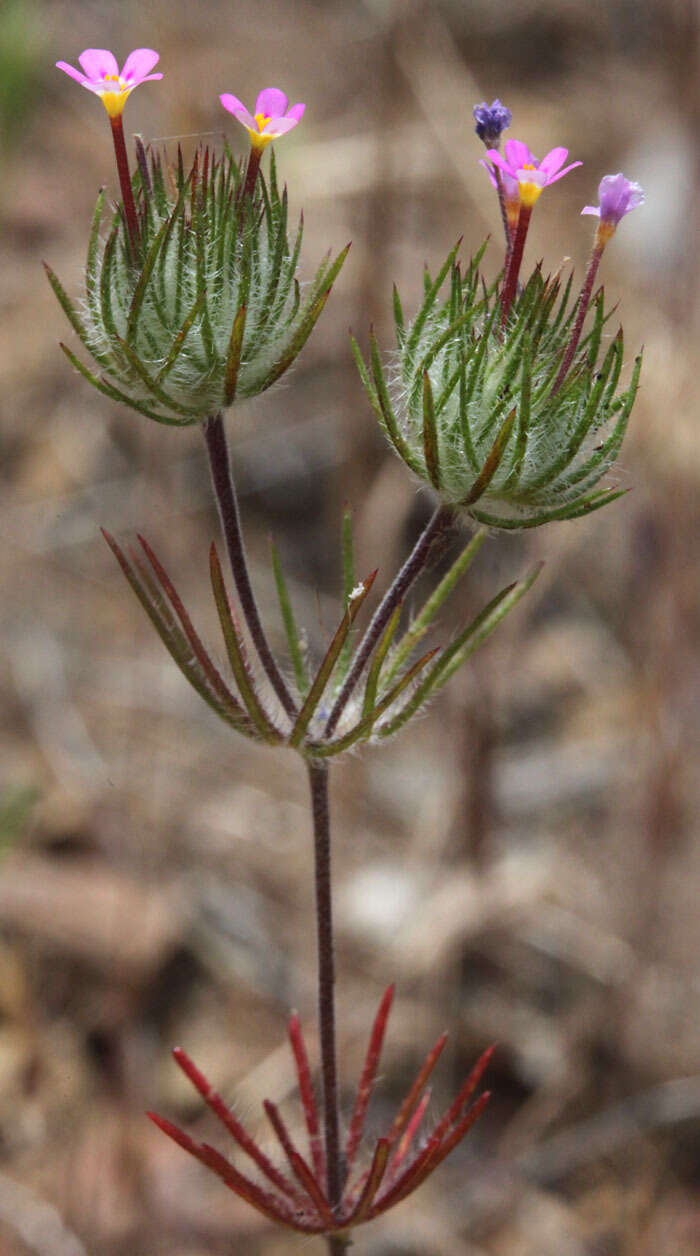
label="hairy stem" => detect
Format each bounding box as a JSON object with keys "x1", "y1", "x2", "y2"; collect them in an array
[
  {"x1": 241, "y1": 144, "x2": 263, "y2": 201},
  {"x1": 500, "y1": 203, "x2": 532, "y2": 329},
  {"x1": 550, "y1": 244, "x2": 604, "y2": 395},
  {"x1": 109, "y1": 115, "x2": 140, "y2": 261},
  {"x1": 324, "y1": 504, "x2": 453, "y2": 737},
  {"x1": 203, "y1": 413, "x2": 297, "y2": 720},
  {"x1": 308, "y1": 762, "x2": 343, "y2": 1217}
]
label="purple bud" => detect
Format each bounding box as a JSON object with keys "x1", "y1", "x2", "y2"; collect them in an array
[
  {"x1": 581, "y1": 172, "x2": 645, "y2": 226},
  {"x1": 473, "y1": 99, "x2": 512, "y2": 147}
]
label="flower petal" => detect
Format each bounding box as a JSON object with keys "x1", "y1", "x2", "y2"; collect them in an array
[
  {"x1": 121, "y1": 48, "x2": 160, "y2": 83},
  {"x1": 479, "y1": 157, "x2": 498, "y2": 189},
  {"x1": 285, "y1": 102, "x2": 306, "y2": 122},
  {"x1": 220, "y1": 93, "x2": 256, "y2": 129},
  {"x1": 538, "y1": 146, "x2": 568, "y2": 178},
  {"x1": 78, "y1": 48, "x2": 119, "y2": 82},
  {"x1": 486, "y1": 149, "x2": 510, "y2": 174},
  {"x1": 255, "y1": 87, "x2": 288, "y2": 118},
  {"x1": 56, "y1": 60, "x2": 89, "y2": 85},
  {"x1": 545, "y1": 160, "x2": 583, "y2": 185},
  {"x1": 266, "y1": 115, "x2": 302, "y2": 137},
  {"x1": 581, "y1": 205, "x2": 601, "y2": 216},
  {"x1": 503, "y1": 138, "x2": 533, "y2": 172}
]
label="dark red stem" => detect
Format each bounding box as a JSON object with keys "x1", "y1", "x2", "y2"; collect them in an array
[
  {"x1": 109, "y1": 115, "x2": 140, "y2": 260},
  {"x1": 307, "y1": 761, "x2": 343, "y2": 1223},
  {"x1": 242, "y1": 145, "x2": 263, "y2": 201},
  {"x1": 550, "y1": 245, "x2": 604, "y2": 395},
  {"x1": 324, "y1": 504, "x2": 453, "y2": 737},
  {"x1": 203, "y1": 414, "x2": 297, "y2": 720},
  {"x1": 499, "y1": 203, "x2": 532, "y2": 329}
]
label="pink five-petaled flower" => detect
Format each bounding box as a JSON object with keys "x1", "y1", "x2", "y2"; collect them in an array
[
  {"x1": 487, "y1": 138, "x2": 582, "y2": 208},
  {"x1": 219, "y1": 87, "x2": 305, "y2": 151},
  {"x1": 148, "y1": 986, "x2": 492, "y2": 1236},
  {"x1": 581, "y1": 172, "x2": 645, "y2": 245},
  {"x1": 56, "y1": 48, "x2": 162, "y2": 118}
]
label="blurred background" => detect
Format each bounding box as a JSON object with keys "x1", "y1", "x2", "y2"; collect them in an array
[{"x1": 0, "y1": 1, "x2": 698, "y2": 1252}]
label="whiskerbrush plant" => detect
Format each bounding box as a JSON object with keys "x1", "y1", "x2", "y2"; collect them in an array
[{"x1": 49, "y1": 55, "x2": 643, "y2": 1253}]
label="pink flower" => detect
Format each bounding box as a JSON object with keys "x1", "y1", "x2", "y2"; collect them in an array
[
  {"x1": 487, "y1": 138, "x2": 581, "y2": 208},
  {"x1": 56, "y1": 48, "x2": 162, "y2": 118},
  {"x1": 581, "y1": 172, "x2": 644, "y2": 243},
  {"x1": 220, "y1": 87, "x2": 305, "y2": 150}
]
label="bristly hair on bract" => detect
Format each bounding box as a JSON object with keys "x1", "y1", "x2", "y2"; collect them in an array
[
  {"x1": 46, "y1": 142, "x2": 349, "y2": 426},
  {"x1": 354, "y1": 239, "x2": 642, "y2": 530}
]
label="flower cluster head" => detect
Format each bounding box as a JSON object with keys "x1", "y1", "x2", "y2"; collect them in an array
[
  {"x1": 56, "y1": 47, "x2": 162, "y2": 117},
  {"x1": 47, "y1": 140, "x2": 347, "y2": 425},
  {"x1": 149, "y1": 987, "x2": 492, "y2": 1237},
  {"x1": 487, "y1": 139, "x2": 582, "y2": 207},
  {"x1": 355, "y1": 237, "x2": 642, "y2": 529},
  {"x1": 220, "y1": 86, "x2": 305, "y2": 150},
  {"x1": 473, "y1": 98, "x2": 512, "y2": 147},
  {"x1": 582, "y1": 171, "x2": 645, "y2": 245}
]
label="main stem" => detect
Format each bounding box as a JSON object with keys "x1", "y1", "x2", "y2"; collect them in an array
[
  {"x1": 308, "y1": 761, "x2": 343, "y2": 1229},
  {"x1": 324, "y1": 503, "x2": 453, "y2": 737},
  {"x1": 203, "y1": 414, "x2": 297, "y2": 720}
]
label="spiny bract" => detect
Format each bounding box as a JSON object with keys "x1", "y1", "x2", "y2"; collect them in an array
[
  {"x1": 47, "y1": 144, "x2": 348, "y2": 425},
  {"x1": 355, "y1": 240, "x2": 641, "y2": 529}
]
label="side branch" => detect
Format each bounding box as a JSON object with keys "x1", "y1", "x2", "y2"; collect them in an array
[
  {"x1": 324, "y1": 504, "x2": 454, "y2": 737},
  {"x1": 203, "y1": 413, "x2": 297, "y2": 720}
]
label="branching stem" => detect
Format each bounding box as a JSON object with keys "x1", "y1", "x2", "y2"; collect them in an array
[
  {"x1": 324, "y1": 504, "x2": 454, "y2": 737},
  {"x1": 203, "y1": 413, "x2": 297, "y2": 720}
]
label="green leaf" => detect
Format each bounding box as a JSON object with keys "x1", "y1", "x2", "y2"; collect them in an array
[
  {"x1": 224, "y1": 303, "x2": 247, "y2": 405},
  {"x1": 407, "y1": 239, "x2": 462, "y2": 358},
  {"x1": 461, "y1": 407, "x2": 516, "y2": 507},
  {"x1": 378, "y1": 565, "x2": 541, "y2": 737},
  {"x1": 471, "y1": 486, "x2": 630, "y2": 529},
  {"x1": 270, "y1": 539, "x2": 309, "y2": 698},
  {"x1": 125, "y1": 213, "x2": 172, "y2": 341},
  {"x1": 44, "y1": 261, "x2": 109, "y2": 367},
  {"x1": 362, "y1": 603, "x2": 402, "y2": 719},
  {"x1": 370, "y1": 331, "x2": 423, "y2": 475},
  {"x1": 137, "y1": 534, "x2": 251, "y2": 720},
  {"x1": 59, "y1": 343, "x2": 192, "y2": 426},
  {"x1": 289, "y1": 571, "x2": 377, "y2": 749},
  {"x1": 393, "y1": 283, "x2": 405, "y2": 344},
  {"x1": 113, "y1": 333, "x2": 200, "y2": 417},
  {"x1": 422, "y1": 372, "x2": 441, "y2": 489},
  {"x1": 312, "y1": 647, "x2": 439, "y2": 757},
  {"x1": 384, "y1": 528, "x2": 487, "y2": 684},
  {"x1": 155, "y1": 290, "x2": 207, "y2": 383},
  {"x1": 209, "y1": 544, "x2": 282, "y2": 742},
  {"x1": 102, "y1": 530, "x2": 254, "y2": 734}
]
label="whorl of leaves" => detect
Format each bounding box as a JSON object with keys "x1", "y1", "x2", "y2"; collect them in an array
[
  {"x1": 354, "y1": 241, "x2": 641, "y2": 529},
  {"x1": 46, "y1": 144, "x2": 348, "y2": 425}
]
